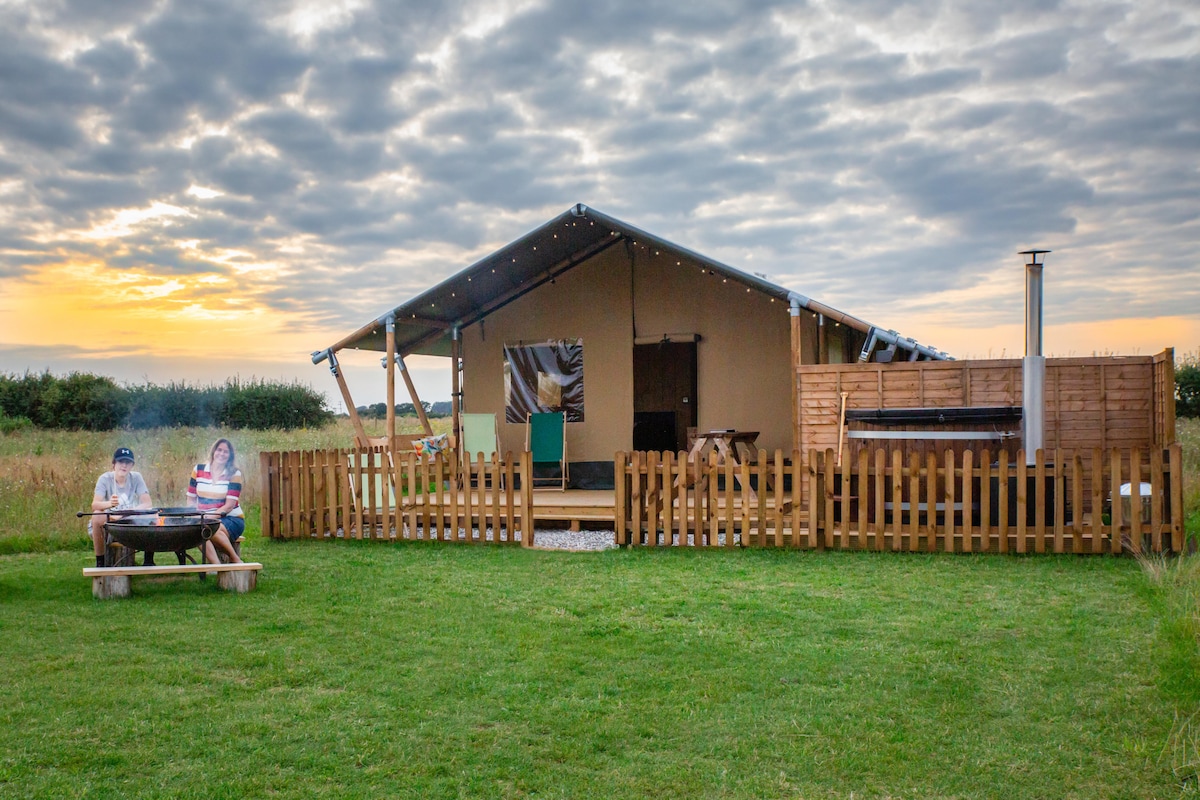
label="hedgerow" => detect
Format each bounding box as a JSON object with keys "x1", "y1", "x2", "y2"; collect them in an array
[{"x1": 0, "y1": 372, "x2": 333, "y2": 431}]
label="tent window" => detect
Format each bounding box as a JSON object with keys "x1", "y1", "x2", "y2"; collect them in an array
[{"x1": 504, "y1": 339, "x2": 584, "y2": 423}]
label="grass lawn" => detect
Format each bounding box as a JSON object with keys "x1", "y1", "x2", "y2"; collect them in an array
[{"x1": 0, "y1": 539, "x2": 1194, "y2": 799}]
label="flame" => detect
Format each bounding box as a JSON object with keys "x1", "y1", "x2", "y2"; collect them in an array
[{"x1": 156, "y1": 517, "x2": 165, "y2": 526}]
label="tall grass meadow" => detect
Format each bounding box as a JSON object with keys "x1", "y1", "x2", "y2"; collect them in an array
[{"x1": 0, "y1": 418, "x2": 444, "y2": 554}]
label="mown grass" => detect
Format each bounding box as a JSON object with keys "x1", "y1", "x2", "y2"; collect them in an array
[
  {"x1": 0, "y1": 419, "x2": 1197, "y2": 797},
  {"x1": 0, "y1": 541, "x2": 1193, "y2": 799}
]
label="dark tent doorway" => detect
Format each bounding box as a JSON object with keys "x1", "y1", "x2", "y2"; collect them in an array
[{"x1": 633, "y1": 341, "x2": 698, "y2": 453}]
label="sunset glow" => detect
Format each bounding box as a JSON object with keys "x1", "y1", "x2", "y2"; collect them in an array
[{"x1": 0, "y1": 1, "x2": 1194, "y2": 408}]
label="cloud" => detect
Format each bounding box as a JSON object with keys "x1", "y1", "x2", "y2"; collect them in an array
[{"x1": 0, "y1": 0, "x2": 1195, "y2": 382}]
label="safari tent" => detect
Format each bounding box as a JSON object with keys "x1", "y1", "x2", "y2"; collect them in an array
[{"x1": 313, "y1": 203, "x2": 945, "y2": 488}]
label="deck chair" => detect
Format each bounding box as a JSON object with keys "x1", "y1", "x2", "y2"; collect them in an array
[
  {"x1": 526, "y1": 411, "x2": 568, "y2": 489},
  {"x1": 461, "y1": 413, "x2": 502, "y2": 487}
]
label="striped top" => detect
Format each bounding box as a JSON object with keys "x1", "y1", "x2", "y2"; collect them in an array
[{"x1": 187, "y1": 464, "x2": 244, "y2": 518}]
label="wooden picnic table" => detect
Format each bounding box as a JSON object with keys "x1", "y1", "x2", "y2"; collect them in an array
[
  {"x1": 687, "y1": 430, "x2": 760, "y2": 464},
  {"x1": 676, "y1": 430, "x2": 763, "y2": 498}
]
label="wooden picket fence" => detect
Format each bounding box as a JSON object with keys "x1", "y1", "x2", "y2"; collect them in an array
[
  {"x1": 615, "y1": 445, "x2": 1185, "y2": 554},
  {"x1": 615, "y1": 449, "x2": 800, "y2": 548},
  {"x1": 260, "y1": 447, "x2": 535, "y2": 544}
]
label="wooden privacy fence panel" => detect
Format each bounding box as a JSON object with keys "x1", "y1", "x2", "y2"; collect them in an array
[
  {"x1": 796, "y1": 352, "x2": 1176, "y2": 473},
  {"x1": 613, "y1": 445, "x2": 1184, "y2": 555},
  {"x1": 260, "y1": 447, "x2": 534, "y2": 545}
]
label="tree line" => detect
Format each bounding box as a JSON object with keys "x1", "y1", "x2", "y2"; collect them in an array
[
  {"x1": 353, "y1": 401, "x2": 452, "y2": 419},
  {"x1": 1180, "y1": 360, "x2": 1200, "y2": 419},
  {"x1": 0, "y1": 371, "x2": 333, "y2": 431}
]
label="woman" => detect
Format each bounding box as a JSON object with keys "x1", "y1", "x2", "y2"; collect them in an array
[
  {"x1": 187, "y1": 438, "x2": 245, "y2": 565},
  {"x1": 89, "y1": 447, "x2": 153, "y2": 568}
]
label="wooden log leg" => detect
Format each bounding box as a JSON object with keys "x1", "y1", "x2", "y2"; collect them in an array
[
  {"x1": 93, "y1": 575, "x2": 131, "y2": 599},
  {"x1": 106, "y1": 541, "x2": 134, "y2": 567},
  {"x1": 218, "y1": 570, "x2": 257, "y2": 593}
]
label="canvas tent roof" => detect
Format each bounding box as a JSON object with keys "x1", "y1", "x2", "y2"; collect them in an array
[{"x1": 314, "y1": 204, "x2": 948, "y2": 364}]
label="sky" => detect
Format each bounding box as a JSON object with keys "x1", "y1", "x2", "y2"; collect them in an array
[{"x1": 0, "y1": 0, "x2": 1197, "y2": 410}]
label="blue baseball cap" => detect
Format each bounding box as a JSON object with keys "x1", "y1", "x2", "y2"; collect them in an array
[{"x1": 113, "y1": 447, "x2": 135, "y2": 463}]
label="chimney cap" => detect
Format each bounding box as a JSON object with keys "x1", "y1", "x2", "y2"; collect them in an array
[{"x1": 1018, "y1": 249, "x2": 1051, "y2": 265}]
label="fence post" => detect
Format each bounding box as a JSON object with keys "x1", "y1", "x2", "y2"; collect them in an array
[
  {"x1": 892, "y1": 448, "x2": 902, "y2": 554},
  {"x1": 777, "y1": 450, "x2": 788, "y2": 548},
  {"x1": 997, "y1": 451, "x2": 1008, "y2": 555},
  {"x1": 649, "y1": 451, "x2": 662, "y2": 547},
  {"x1": 792, "y1": 450, "x2": 801, "y2": 551},
  {"x1": 814, "y1": 449, "x2": 828, "y2": 549},
  {"x1": 521, "y1": 450, "x2": 534, "y2": 547},
  {"x1": 839, "y1": 451, "x2": 851, "y2": 551},
  {"x1": 926, "y1": 451, "x2": 940, "y2": 553},
  {"x1": 1129, "y1": 447, "x2": 1143, "y2": 555},
  {"x1": 808, "y1": 449, "x2": 819, "y2": 549},
  {"x1": 1090, "y1": 448, "x2": 1103, "y2": 554},
  {"x1": 1110, "y1": 448, "x2": 1122, "y2": 556},
  {"x1": 1169, "y1": 444, "x2": 1183, "y2": 554},
  {"x1": 754, "y1": 450, "x2": 767, "y2": 548},
  {"x1": 961, "y1": 450, "x2": 973, "y2": 554},
  {"x1": 677, "y1": 451, "x2": 689, "y2": 547},
  {"x1": 944, "y1": 449, "x2": 956, "y2": 554},
  {"x1": 1150, "y1": 446, "x2": 1163, "y2": 553},
  {"x1": 1071, "y1": 452, "x2": 1083, "y2": 554},
  {"x1": 907, "y1": 452, "x2": 920, "y2": 552},
  {"x1": 259, "y1": 451, "x2": 275, "y2": 539},
  {"x1": 1053, "y1": 448, "x2": 1065, "y2": 554},
  {"x1": 1015, "y1": 451, "x2": 1027, "y2": 554},
  {"x1": 662, "y1": 452, "x2": 676, "y2": 548},
  {"x1": 978, "y1": 449, "x2": 991, "y2": 553},
  {"x1": 1034, "y1": 448, "x2": 1046, "y2": 554},
  {"x1": 860, "y1": 449, "x2": 872, "y2": 551},
  {"x1": 726, "y1": 453, "x2": 738, "y2": 548}
]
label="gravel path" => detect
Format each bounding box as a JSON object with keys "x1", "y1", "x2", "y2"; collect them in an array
[
  {"x1": 335, "y1": 527, "x2": 744, "y2": 549},
  {"x1": 531, "y1": 529, "x2": 618, "y2": 551}
]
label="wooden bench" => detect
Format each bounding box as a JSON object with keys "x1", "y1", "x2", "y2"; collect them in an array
[{"x1": 83, "y1": 562, "x2": 263, "y2": 599}]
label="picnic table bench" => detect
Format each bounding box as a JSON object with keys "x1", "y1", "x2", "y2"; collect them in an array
[{"x1": 84, "y1": 562, "x2": 263, "y2": 599}]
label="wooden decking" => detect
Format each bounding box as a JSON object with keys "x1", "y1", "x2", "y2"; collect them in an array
[{"x1": 527, "y1": 489, "x2": 616, "y2": 527}]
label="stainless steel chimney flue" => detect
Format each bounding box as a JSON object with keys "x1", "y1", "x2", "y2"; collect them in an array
[{"x1": 1019, "y1": 249, "x2": 1050, "y2": 465}]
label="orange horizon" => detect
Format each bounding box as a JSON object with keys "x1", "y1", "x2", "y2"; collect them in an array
[{"x1": 2, "y1": 260, "x2": 1195, "y2": 407}]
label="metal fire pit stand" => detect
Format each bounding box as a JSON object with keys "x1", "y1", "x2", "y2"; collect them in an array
[{"x1": 94, "y1": 509, "x2": 226, "y2": 568}]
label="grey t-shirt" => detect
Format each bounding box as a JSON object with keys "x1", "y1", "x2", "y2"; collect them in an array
[
  {"x1": 89, "y1": 471, "x2": 151, "y2": 535},
  {"x1": 93, "y1": 471, "x2": 150, "y2": 510}
]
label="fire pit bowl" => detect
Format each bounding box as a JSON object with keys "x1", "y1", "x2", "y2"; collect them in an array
[{"x1": 104, "y1": 512, "x2": 222, "y2": 553}]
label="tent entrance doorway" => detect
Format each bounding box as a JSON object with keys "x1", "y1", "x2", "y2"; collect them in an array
[{"x1": 633, "y1": 341, "x2": 698, "y2": 453}]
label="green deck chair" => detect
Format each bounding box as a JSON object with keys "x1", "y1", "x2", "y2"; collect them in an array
[
  {"x1": 461, "y1": 413, "x2": 502, "y2": 487},
  {"x1": 526, "y1": 411, "x2": 568, "y2": 490}
]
